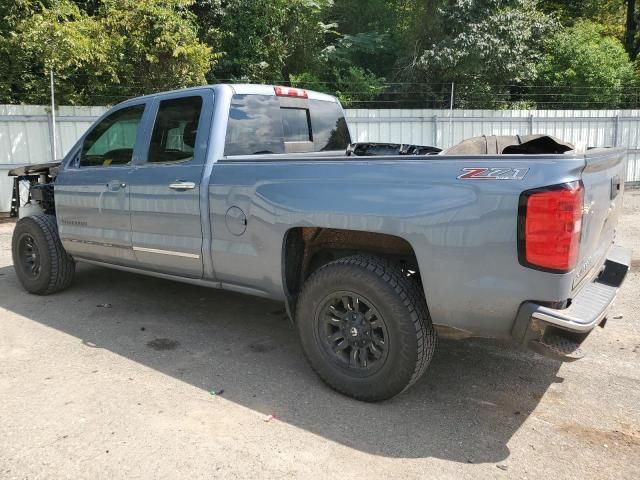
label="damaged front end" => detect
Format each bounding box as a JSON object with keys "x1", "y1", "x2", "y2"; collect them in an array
[{"x1": 8, "y1": 162, "x2": 60, "y2": 218}]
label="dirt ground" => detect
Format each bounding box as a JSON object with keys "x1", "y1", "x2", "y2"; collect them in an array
[{"x1": 1, "y1": 192, "x2": 639, "y2": 480}]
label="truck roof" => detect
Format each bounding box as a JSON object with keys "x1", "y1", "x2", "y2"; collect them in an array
[{"x1": 116, "y1": 84, "x2": 339, "y2": 107}]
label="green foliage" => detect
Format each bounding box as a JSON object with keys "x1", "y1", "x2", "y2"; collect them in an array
[
  {"x1": 535, "y1": 21, "x2": 635, "y2": 108},
  {"x1": 333, "y1": 67, "x2": 386, "y2": 107},
  {"x1": 289, "y1": 72, "x2": 331, "y2": 94},
  {"x1": 100, "y1": 0, "x2": 214, "y2": 93},
  {"x1": 0, "y1": 0, "x2": 214, "y2": 104},
  {"x1": 538, "y1": 0, "x2": 626, "y2": 39},
  {"x1": 416, "y1": 0, "x2": 556, "y2": 107},
  {"x1": 1, "y1": 0, "x2": 640, "y2": 108},
  {"x1": 210, "y1": 0, "x2": 330, "y2": 83}
]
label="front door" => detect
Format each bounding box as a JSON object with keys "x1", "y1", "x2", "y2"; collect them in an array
[
  {"x1": 56, "y1": 103, "x2": 147, "y2": 265},
  {"x1": 126, "y1": 92, "x2": 213, "y2": 278}
]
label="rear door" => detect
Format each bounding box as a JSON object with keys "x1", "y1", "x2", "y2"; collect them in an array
[
  {"x1": 56, "y1": 102, "x2": 147, "y2": 265},
  {"x1": 126, "y1": 90, "x2": 214, "y2": 278}
]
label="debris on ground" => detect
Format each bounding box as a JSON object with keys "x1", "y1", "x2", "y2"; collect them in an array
[
  {"x1": 496, "y1": 465, "x2": 508, "y2": 471},
  {"x1": 146, "y1": 338, "x2": 179, "y2": 351},
  {"x1": 209, "y1": 389, "x2": 224, "y2": 396},
  {"x1": 263, "y1": 414, "x2": 276, "y2": 423},
  {"x1": 96, "y1": 303, "x2": 112, "y2": 308},
  {"x1": 613, "y1": 315, "x2": 624, "y2": 319}
]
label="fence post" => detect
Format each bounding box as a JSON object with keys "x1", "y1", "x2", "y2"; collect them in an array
[
  {"x1": 448, "y1": 83, "x2": 455, "y2": 147},
  {"x1": 47, "y1": 110, "x2": 56, "y2": 163},
  {"x1": 432, "y1": 115, "x2": 438, "y2": 147},
  {"x1": 528, "y1": 114, "x2": 534, "y2": 135},
  {"x1": 613, "y1": 114, "x2": 620, "y2": 147}
]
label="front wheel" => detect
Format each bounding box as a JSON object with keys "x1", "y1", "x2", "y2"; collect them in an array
[
  {"x1": 296, "y1": 255, "x2": 436, "y2": 402},
  {"x1": 12, "y1": 214, "x2": 75, "y2": 295}
]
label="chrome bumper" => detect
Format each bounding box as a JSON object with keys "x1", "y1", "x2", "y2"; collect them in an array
[{"x1": 513, "y1": 244, "x2": 631, "y2": 360}]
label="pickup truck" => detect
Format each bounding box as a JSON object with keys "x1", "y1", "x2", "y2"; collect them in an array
[{"x1": 8, "y1": 84, "x2": 631, "y2": 401}]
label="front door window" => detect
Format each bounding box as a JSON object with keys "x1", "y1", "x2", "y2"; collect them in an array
[{"x1": 80, "y1": 105, "x2": 145, "y2": 167}]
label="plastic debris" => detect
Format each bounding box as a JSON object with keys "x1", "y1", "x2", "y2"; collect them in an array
[
  {"x1": 263, "y1": 414, "x2": 276, "y2": 423},
  {"x1": 496, "y1": 465, "x2": 508, "y2": 471},
  {"x1": 96, "y1": 303, "x2": 112, "y2": 308},
  {"x1": 209, "y1": 389, "x2": 225, "y2": 396},
  {"x1": 613, "y1": 315, "x2": 623, "y2": 319}
]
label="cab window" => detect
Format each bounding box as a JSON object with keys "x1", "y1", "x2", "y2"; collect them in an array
[
  {"x1": 224, "y1": 94, "x2": 351, "y2": 156},
  {"x1": 80, "y1": 104, "x2": 145, "y2": 167},
  {"x1": 225, "y1": 95, "x2": 285, "y2": 156},
  {"x1": 309, "y1": 100, "x2": 351, "y2": 151},
  {"x1": 148, "y1": 96, "x2": 203, "y2": 164}
]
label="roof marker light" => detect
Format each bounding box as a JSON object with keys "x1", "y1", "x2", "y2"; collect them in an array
[{"x1": 274, "y1": 86, "x2": 308, "y2": 99}]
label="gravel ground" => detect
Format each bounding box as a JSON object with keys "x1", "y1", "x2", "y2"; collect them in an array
[{"x1": 0, "y1": 191, "x2": 639, "y2": 479}]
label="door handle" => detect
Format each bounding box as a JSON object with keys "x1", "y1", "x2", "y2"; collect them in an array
[
  {"x1": 106, "y1": 181, "x2": 126, "y2": 191},
  {"x1": 169, "y1": 181, "x2": 196, "y2": 190}
]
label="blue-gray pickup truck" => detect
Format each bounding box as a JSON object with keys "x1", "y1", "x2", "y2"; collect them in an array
[{"x1": 8, "y1": 84, "x2": 631, "y2": 401}]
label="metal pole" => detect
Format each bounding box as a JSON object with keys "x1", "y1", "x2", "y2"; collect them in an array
[
  {"x1": 529, "y1": 114, "x2": 534, "y2": 136},
  {"x1": 432, "y1": 115, "x2": 438, "y2": 147},
  {"x1": 448, "y1": 82, "x2": 455, "y2": 147},
  {"x1": 50, "y1": 69, "x2": 57, "y2": 161}
]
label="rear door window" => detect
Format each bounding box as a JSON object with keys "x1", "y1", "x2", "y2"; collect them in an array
[{"x1": 148, "y1": 96, "x2": 203, "y2": 164}]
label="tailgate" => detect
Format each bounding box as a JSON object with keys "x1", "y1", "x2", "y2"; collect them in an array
[{"x1": 573, "y1": 148, "x2": 626, "y2": 290}]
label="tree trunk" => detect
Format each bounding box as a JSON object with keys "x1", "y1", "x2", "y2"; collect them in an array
[{"x1": 626, "y1": 0, "x2": 638, "y2": 60}]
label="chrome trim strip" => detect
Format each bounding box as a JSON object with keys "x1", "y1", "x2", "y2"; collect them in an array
[
  {"x1": 132, "y1": 246, "x2": 200, "y2": 259},
  {"x1": 62, "y1": 238, "x2": 131, "y2": 250}
]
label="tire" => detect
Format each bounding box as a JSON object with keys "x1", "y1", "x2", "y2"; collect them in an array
[
  {"x1": 296, "y1": 254, "x2": 436, "y2": 402},
  {"x1": 11, "y1": 214, "x2": 75, "y2": 295}
]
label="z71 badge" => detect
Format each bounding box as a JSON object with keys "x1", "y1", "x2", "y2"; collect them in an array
[{"x1": 457, "y1": 167, "x2": 529, "y2": 180}]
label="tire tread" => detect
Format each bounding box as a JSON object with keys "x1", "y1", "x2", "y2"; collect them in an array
[
  {"x1": 297, "y1": 254, "x2": 436, "y2": 401},
  {"x1": 12, "y1": 214, "x2": 75, "y2": 295}
]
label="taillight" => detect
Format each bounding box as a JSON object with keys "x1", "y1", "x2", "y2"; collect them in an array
[
  {"x1": 518, "y1": 181, "x2": 584, "y2": 273},
  {"x1": 274, "y1": 86, "x2": 308, "y2": 98}
]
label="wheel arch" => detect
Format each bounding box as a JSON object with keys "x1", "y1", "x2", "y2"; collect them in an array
[{"x1": 282, "y1": 227, "x2": 423, "y2": 320}]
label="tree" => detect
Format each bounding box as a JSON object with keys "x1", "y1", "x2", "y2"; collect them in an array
[
  {"x1": 626, "y1": 0, "x2": 640, "y2": 60},
  {"x1": 534, "y1": 21, "x2": 635, "y2": 108},
  {"x1": 538, "y1": 1, "x2": 626, "y2": 39},
  {"x1": 208, "y1": 0, "x2": 330, "y2": 83},
  {"x1": 415, "y1": 0, "x2": 555, "y2": 108},
  {"x1": 0, "y1": 0, "x2": 215, "y2": 105}
]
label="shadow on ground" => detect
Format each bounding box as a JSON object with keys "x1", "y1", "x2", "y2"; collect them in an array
[{"x1": 0, "y1": 263, "x2": 562, "y2": 463}]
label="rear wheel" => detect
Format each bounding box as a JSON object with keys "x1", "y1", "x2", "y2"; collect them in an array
[
  {"x1": 296, "y1": 254, "x2": 436, "y2": 401},
  {"x1": 12, "y1": 214, "x2": 75, "y2": 295}
]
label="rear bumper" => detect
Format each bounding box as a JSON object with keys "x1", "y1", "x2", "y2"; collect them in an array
[{"x1": 513, "y1": 244, "x2": 631, "y2": 360}]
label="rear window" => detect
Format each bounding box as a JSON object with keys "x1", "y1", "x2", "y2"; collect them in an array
[
  {"x1": 225, "y1": 95, "x2": 285, "y2": 156},
  {"x1": 224, "y1": 95, "x2": 351, "y2": 156},
  {"x1": 309, "y1": 100, "x2": 351, "y2": 151},
  {"x1": 281, "y1": 108, "x2": 311, "y2": 142}
]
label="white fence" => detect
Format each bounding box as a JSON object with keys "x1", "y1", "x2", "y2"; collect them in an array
[{"x1": 1, "y1": 106, "x2": 640, "y2": 212}]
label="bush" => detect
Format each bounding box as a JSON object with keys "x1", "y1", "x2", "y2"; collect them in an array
[{"x1": 535, "y1": 21, "x2": 636, "y2": 108}]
